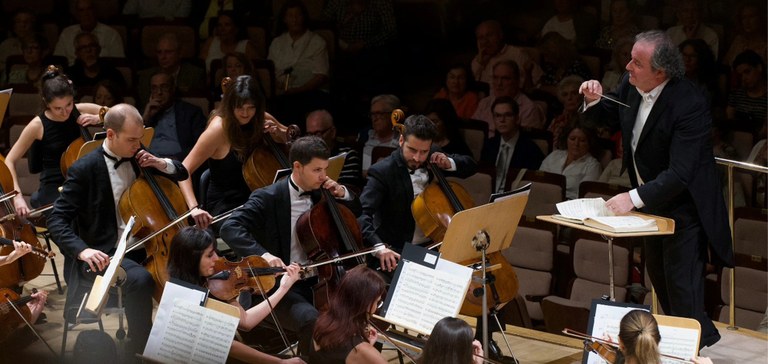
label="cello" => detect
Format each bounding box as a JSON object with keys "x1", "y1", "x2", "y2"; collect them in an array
[
  {"x1": 59, "y1": 81, "x2": 105, "y2": 178},
  {"x1": 118, "y1": 148, "x2": 188, "y2": 300},
  {"x1": 242, "y1": 123, "x2": 301, "y2": 191},
  {"x1": 0, "y1": 159, "x2": 51, "y2": 289}
]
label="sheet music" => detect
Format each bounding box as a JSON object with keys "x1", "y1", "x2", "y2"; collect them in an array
[
  {"x1": 556, "y1": 198, "x2": 613, "y2": 220},
  {"x1": 586, "y1": 304, "x2": 645, "y2": 364},
  {"x1": 658, "y1": 326, "x2": 698, "y2": 364},
  {"x1": 84, "y1": 216, "x2": 135, "y2": 315}
]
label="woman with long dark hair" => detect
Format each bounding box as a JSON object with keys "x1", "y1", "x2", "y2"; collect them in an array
[
  {"x1": 417, "y1": 317, "x2": 484, "y2": 364},
  {"x1": 310, "y1": 266, "x2": 388, "y2": 363}
]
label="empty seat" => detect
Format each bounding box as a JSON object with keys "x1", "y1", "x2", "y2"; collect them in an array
[
  {"x1": 718, "y1": 265, "x2": 767, "y2": 330},
  {"x1": 459, "y1": 119, "x2": 488, "y2": 161}
]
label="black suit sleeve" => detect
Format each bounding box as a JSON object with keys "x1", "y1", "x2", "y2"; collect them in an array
[
  {"x1": 48, "y1": 162, "x2": 91, "y2": 259},
  {"x1": 220, "y1": 190, "x2": 271, "y2": 257},
  {"x1": 165, "y1": 159, "x2": 189, "y2": 181},
  {"x1": 358, "y1": 167, "x2": 388, "y2": 248},
  {"x1": 446, "y1": 152, "x2": 477, "y2": 178}
]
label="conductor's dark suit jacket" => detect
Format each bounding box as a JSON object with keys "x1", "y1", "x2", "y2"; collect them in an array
[
  {"x1": 359, "y1": 148, "x2": 477, "y2": 253},
  {"x1": 588, "y1": 74, "x2": 734, "y2": 267}
]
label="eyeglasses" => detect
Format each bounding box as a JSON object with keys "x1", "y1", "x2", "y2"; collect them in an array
[
  {"x1": 306, "y1": 127, "x2": 333, "y2": 136},
  {"x1": 76, "y1": 43, "x2": 100, "y2": 52},
  {"x1": 369, "y1": 111, "x2": 391, "y2": 119}
]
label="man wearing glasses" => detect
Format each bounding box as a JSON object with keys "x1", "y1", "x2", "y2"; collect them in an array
[
  {"x1": 54, "y1": 0, "x2": 124, "y2": 66},
  {"x1": 360, "y1": 94, "x2": 401, "y2": 172},
  {"x1": 306, "y1": 109, "x2": 363, "y2": 192}
]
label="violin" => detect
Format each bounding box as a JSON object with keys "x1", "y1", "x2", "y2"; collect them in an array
[
  {"x1": 0, "y1": 237, "x2": 54, "y2": 259},
  {"x1": 205, "y1": 255, "x2": 284, "y2": 301},
  {"x1": 0, "y1": 287, "x2": 34, "y2": 343}
]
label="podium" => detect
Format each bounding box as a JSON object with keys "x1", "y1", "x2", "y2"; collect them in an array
[{"x1": 537, "y1": 212, "x2": 674, "y2": 301}]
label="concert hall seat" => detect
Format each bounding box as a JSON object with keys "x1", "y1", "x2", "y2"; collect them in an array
[
  {"x1": 447, "y1": 172, "x2": 493, "y2": 206},
  {"x1": 733, "y1": 207, "x2": 768, "y2": 259},
  {"x1": 717, "y1": 264, "x2": 768, "y2": 331},
  {"x1": 578, "y1": 180, "x2": 630, "y2": 200},
  {"x1": 458, "y1": 119, "x2": 488, "y2": 161},
  {"x1": 541, "y1": 238, "x2": 630, "y2": 334},
  {"x1": 505, "y1": 169, "x2": 566, "y2": 218}
]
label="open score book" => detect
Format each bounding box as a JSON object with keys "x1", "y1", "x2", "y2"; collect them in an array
[{"x1": 553, "y1": 198, "x2": 658, "y2": 233}]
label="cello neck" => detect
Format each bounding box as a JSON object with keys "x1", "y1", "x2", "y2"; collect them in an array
[
  {"x1": 79, "y1": 125, "x2": 92, "y2": 141},
  {"x1": 264, "y1": 133, "x2": 289, "y2": 168},
  {"x1": 429, "y1": 162, "x2": 464, "y2": 212},
  {"x1": 134, "y1": 151, "x2": 178, "y2": 221},
  {"x1": 320, "y1": 188, "x2": 363, "y2": 262}
]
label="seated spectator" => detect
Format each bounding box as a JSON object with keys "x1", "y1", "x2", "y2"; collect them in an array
[
  {"x1": 0, "y1": 9, "x2": 38, "y2": 79},
  {"x1": 472, "y1": 60, "x2": 545, "y2": 136},
  {"x1": 594, "y1": 0, "x2": 639, "y2": 50},
  {"x1": 680, "y1": 39, "x2": 727, "y2": 113},
  {"x1": 540, "y1": 123, "x2": 602, "y2": 199},
  {"x1": 598, "y1": 133, "x2": 630, "y2": 187},
  {"x1": 142, "y1": 72, "x2": 207, "y2": 161},
  {"x1": 195, "y1": 0, "x2": 267, "y2": 40},
  {"x1": 5, "y1": 33, "x2": 49, "y2": 86},
  {"x1": 212, "y1": 52, "x2": 254, "y2": 101},
  {"x1": 480, "y1": 96, "x2": 545, "y2": 192},
  {"x1": 536, "y1": 32, "x2": 592, "y2": 97},
  {"x1": 199, "y1": 11, "x2": 257, "y2": 73},
  {"x1": 92, "y1": 79, "x2": 125, "y2": 107},
  {"x1": 724, "y1": 2, "x2": 767, "y2": 66},
  {"x1": 417, "y1": 317, "x2": 484, "y2": 364},
  {"x1": 424, "y1": 98, "x2": 472, "y2": 157},
  {"x1": 665, "y1": 0, "x2": 719, "y2": 59},
  {"x1": 137, "y1": 33, "x2": 206, "y2": 110},
  {"x1": 471, "y1": 20, "x2": 542, "y2": 91},
  {"x1": 122, "y1": 0, "x2": 191, "y2": 20},
  {"x1": 548, "y1": 75, "x2": 584, "y2": 150},
  {"x1": 726, "y1": 50, "x2": 767, "y2": 139},
  {"x1": 65, "y1": 33, "x2": 126, "y2": 92},
  {"x1": 54, "y1": 0, "x2": 125, "y2": 66},
  {"x1": 269, "y1": 0, "x2": 331, "y2": 127},
  {"x1": 434, "y1": 63, "x2": 480, "y2": 119},
  {"x1": 539, "y1": 0, "x2": 598, "y2": 51},
  {"x1": 601, "y1": 37, "x2": 633, "y2": 93},
  {"x1": 306, "y1": 109, "x2": 364, "y2": 191},
  {"x1": 361, "y1": 94, "x2": 401, "y2": 172}
]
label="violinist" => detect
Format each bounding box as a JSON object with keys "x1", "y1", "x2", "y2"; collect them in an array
[
  {"x1": 220, "y1": 136, "x2": 358, "y2": 355},
  {"x1": 618, "y1": 310, "x2": 713, "y2": 364},
  {"x1": 310, "y1": 265, "x2": 387, "y2": 364},
  {"x1": 0, "y1": 240, "x2": 34, "y2": 266},
  {"x1": 47, "y1": 104, "x2": 189, "y2": 359},
  {"x1": 3, "y1": 66, "x2": 104, "y2": 217},
  {"x1": 179, "y1": 74, "x2": 286, "y2": 230},
  {"x1": 0, "y1": 288, "x2": 48, "y2": 360},
  {"x1": 417, "y1": 317, "x2": 484, "y2": 364},
  {"x1": 358, "y1": 114, "x2": 476, "y2": 272},
  {"x1": 166, "y1": 227, "x2": 305, "y2": 364}
]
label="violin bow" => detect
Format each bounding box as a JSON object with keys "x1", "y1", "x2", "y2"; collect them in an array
[
  {"x1": 249, "y1": 260, "x2": 297, "y2": 357},
  {"x1": 367, "y1": 319, "x2": 419, "y2": 363},
  {"x1": 0, "y1": 203, "x2": 55, "y2": 223},
  {"x1": 3, "y1": 289, "x2": 58, "y2": 358}
]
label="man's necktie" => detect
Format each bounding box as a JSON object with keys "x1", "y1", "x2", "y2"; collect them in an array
[{"x1": 496, "y1": 144, "x2": 510, "y2": 192}]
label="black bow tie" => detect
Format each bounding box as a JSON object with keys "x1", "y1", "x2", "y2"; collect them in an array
[
  {"x1": 289, "y1": 178, "x2": 320, "y2": 200},
  {"x1": 103, "y1": 151, "x2": 132, "y2": 169}
]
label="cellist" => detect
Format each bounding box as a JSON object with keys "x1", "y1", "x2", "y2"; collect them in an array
[
  {"x1": 220, "y1": 136, "x2": 358, "y2": 355},
  {"x1": 358, "y1": 114, "x2": 476, "y2": 272},
  {"x1": 47, "y1": 104, "x2": 189, "y2": 359}
]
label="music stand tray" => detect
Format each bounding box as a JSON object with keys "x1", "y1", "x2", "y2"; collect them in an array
[{"x1": 537, "y1": 212, "x2": 675, "y2": 301}]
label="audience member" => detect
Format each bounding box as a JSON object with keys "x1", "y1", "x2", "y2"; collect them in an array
[
  {"x1": 306, "y1": 109, "x2": 364, "y2": 191},
  {"x1": 361, "y1": 94, "x2": 401, "y2": 171},
  {"x1": 540, "y1": 123, "x2": 601, "y2": 199},
  {"x1": 417, "y1": 317, "x2": 484, "y2": 364},
  {"x1": 269, "y1": 0, "x2": 331, "y2": 127},
  {"x1": 424, "y1": 99, "x2": 472, "y2": 157},
  {"x1": 472, "y1": 60, "x2": 545, "y2": 136},
  {"x1": 726, "y1": 50, "x2": 767, "y2": 139},
  {"x1": 434, "y1": 64, "x2": 480, "y2": 119},
  {"x1": 0, "y1": 9, "x2": 38, "y2": 78},
  {"x1": 665, "y1": 0, "x2": 719, "y2": 59},
  {"x1": 65, "y1": 33, "x2": 126, "y2": 91},
  {"x1": 471, "y1": 20, "x2": 542, "y2": 91},
  {"x1": 594, "y1": 0, "x2": 639, "y2": 50},
  {"x1": 194, "y1": 0, "x2": 267, "y2": 40},
  {"x1": 480, "y1": 96, "x2": 545, "y2": 192},
  {"x1": 310, "y1": 266, "x2": 388, "y2": 363},
  {"x1": 537, "y1": 32, "x2": 592, "y2": 97},
  {"x1": 680, "y1": 39, "x2": 726, "y2": 113},
  {"x1": 92, "y1": 79, "x2": 125, "y2": 107},
  {"x1": 122, "y1": 0, "x2": 192, "y2": 20},
  {"x1": 200, "y1": 11, "x2": 258, "y2": 73},
  {"x1": 548, "y1": 75, "x2": 584, "y2": 149},
  {"x1": 142, "y1": 72, "x2": 207, "y2": 161},
  {"x1": 4, "y1": 33, "x2": 49, "y2": 86},
  {"x1": 598, "y1": 133, "x2": 631, "y2": 187},
  {"x1": 137, "y1": 33, "x2": 206, "y2": 110},
  {"x1": 602, "y1": 37, "x2": 634, "y2": 93},
  {"x1": 212, "y1": 52, "x2": 254, "y2": 101},
  {"x1": 539, "y1": 0, "x2": 598, "y2": 51},
  {"x1": 54, "y1": 0, "x2": 125, "y2": 66},
  {"x1": 724, "y1": 2, "x2": 767, "y2": 66}
]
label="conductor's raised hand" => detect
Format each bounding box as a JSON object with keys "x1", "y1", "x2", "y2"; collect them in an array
[
  {"x1": 579, "y1": 80, "x2": 604, "y2": 104},
  {"x1": 135, "y1": 150, "x2": 165, "y2": 170}
]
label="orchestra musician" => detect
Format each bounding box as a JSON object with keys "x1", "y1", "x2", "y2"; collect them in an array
[
  {"x1": 3, "y1": 66, "x2": 103, "y2": 217},
  {"x1": 0, "y1": 240, "x2": 34, "y2": 266},
  {"x1": 47, "y1": 104, "x2": 189, "y2": 358},
  {"x1": 179, "y1": 74, "x2": 287, "y2": 230},
  {"x1": 220, "y1": 136, "x2": 358, "y2": 355},
  {"x1": 358, "y1": 114, "x2": 476, "y2": 272},
  {"x1": 417, "y1": 317, "x2": 484, "y2": 364},
  {"x1": 309, "y1": 265, "x2": 387, "y2": 363},
  {"x1": 166, "y1": 227, "x2": 305, "y2": 364},
  {"x1": 618, "y1": 310, "x2": 713, "y2": 364}
]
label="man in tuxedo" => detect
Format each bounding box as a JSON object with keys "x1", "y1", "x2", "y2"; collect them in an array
[
  {"x1": 479, "y1": 95, "x2": 545, "y2": 192},
  {"x1": 580, "y1": 30, "x2": 733, "y2": 348},
  {"x1": 358, "y1": 115, "x2": 477, "y2": 272},
  {"x1": 48, "y1": 104, "x2": 189, "y2": 357},
  {"x1": 220, "y1": 136, "x2": 358, "y2": 355}
]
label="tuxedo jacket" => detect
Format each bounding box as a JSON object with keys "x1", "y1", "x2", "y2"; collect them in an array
[
  {"x1": 220, "y1": 178, "x2": 361, "y2": 264},
  {"x1": 479, "y1": 133, "x2": 545, "y2": 171},
  {"x1": 145, "y1": 100, "x2": 207, "y2": 160},
  {"x1": 590, "y1": 74, "x2": 733, "y2": 267},
  {"x1": 48, "y1": 146, "x2": 189, "y2": 259},
  {"x1": 358, "y1": 147, "x2": 477, "y2": 253}
]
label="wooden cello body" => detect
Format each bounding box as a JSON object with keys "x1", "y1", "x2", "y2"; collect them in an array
[
  {"x1": 118, "y1": 158, "x2": 187, "y2": 301},
  {"x1": 0, "y1": 161, "x2": 48, "y2": 289},
  {"x1": 242, "y1": 125, "x2": 300, "y2": 191}
]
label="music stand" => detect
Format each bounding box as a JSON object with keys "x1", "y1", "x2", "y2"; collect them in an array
[
  {"x1": 537, "y1": 212, "x2": 674, "y2": 301},
  {"x1": 439, "y1": 190, "x2": 529, "y2": 361}
]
